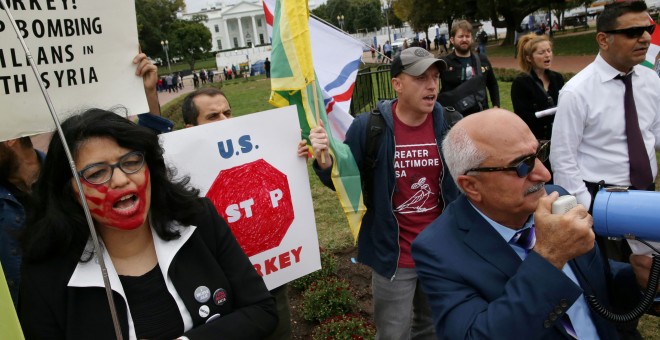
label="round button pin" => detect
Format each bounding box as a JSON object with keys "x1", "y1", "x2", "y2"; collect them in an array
[
  {"x1": 199, "y1": 305, "x2": 210, "y2": 318},
  {"x1": 194, "y1": 286, "x2": 211, "y2": 303},
  {"x1": 213, "y1": 288, "x2": 227, "y2": 306}
]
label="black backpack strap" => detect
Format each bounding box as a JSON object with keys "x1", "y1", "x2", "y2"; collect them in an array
[
  {"x1": 442, "y1": 106, "x2": 463, "y2": 128},
  {"x1": 472, "y1": 53, "x2": 483, "y2": 76},
  {"x1": 363, "y1": 109, "x2": 385, "y2": 208}
]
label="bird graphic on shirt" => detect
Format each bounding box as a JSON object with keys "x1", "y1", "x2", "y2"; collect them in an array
[{"x1": 395, "y1": 177, "x2": 437, "y2": 214}]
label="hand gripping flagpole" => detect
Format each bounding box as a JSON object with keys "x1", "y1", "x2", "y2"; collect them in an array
[{"x1": 1, "y1": 5, "x2": 124, "y2": 340}]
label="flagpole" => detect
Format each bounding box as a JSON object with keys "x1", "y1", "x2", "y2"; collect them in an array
[
  {"x1": 1, "y1": 5, "x2": 124, "y2": 340},
  {"x1": 310, "y1": 13, "x2": 392, "y2": 63}
]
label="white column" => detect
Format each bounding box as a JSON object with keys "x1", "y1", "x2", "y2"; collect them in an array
[
  {"x1": 223, "y1": 18, "x2": 230, "y2": 50},
  {"x1": 251, "y1": 16, "x2": 259, "y2": 45},
  {"x1": 238, "y1": 17, "x2": 245, "y2": 47}
]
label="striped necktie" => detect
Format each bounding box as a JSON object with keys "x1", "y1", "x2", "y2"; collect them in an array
[
  {"x1": 511, "y1": 225, "x2": 536, "y2": 254},
  {"x1": 511, "y1": 226, "x2": 578, "y2": 339}
]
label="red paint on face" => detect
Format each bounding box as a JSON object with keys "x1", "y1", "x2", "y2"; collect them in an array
[{"x1": 86, "y1": 168, "x2": 150, "y2": 230}]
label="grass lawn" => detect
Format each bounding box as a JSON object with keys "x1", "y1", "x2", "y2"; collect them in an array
[
  {"x1": 486, "y1": 31, "x2": 599, "y2": 58},
  {"x1": 161, "y1": 77, "x2": 659, "y2": 337}
]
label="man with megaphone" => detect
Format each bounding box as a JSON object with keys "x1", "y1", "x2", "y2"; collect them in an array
[{"x1": 412, "y1": 109, "x2": 658, "y2": 339}]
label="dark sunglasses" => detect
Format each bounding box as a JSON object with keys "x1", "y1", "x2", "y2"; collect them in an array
[
  {"x1": 603, "y1": 24, "x2": 655, "y2": 39},
  {"x1": 464, "y1": 140, "x2": 550, "y2": 178}
]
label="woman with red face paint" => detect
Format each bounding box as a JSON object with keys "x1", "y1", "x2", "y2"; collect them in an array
[
  {"x1": 511, "y1": 33, "x2": 565, "y2": 181},
  {"x1": 18, "y1": 109, "x2": 277, "y2": 340}
]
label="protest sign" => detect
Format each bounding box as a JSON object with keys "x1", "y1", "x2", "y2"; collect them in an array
[
  {"x1": 0, "y1": 0, "x2": 148, "y2": 141},
  {"x1": 159, "y1": 106, "x2": 320, "y2": 290}
]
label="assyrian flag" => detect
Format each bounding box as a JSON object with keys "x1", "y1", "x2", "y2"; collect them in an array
[
  {"x1": 263, "y1": 0, "x2": 363, "y2": 141},
  {"x1": 643, "y1": 21, "x2": 660, "y2": 69},
  {"x1": 268, "y1": 0, "x2": 366, "y2": 241}
]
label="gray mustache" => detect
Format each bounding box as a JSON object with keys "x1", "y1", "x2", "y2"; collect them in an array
[{"x1": 525, "y1": 183, "x2": 545, "y2": 195}]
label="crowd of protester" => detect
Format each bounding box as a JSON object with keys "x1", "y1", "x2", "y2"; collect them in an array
[{"x1": 2, "y1": 1, "x2": 660, "y2": 339}]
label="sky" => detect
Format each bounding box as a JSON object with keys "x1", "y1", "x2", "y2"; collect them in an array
[{"x1": 183, "y1": 0, "x2": 327, "y2": 13}]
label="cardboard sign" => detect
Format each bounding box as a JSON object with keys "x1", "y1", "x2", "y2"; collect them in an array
[
  {"x1": 160, "y1": 106, "x2": 320, "y2": 289},
  {"x1": 0, "y1": 0, "x2": 147, "y2": 141}
]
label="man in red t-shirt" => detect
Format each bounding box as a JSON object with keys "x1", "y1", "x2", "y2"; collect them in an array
[{"x1": 310, "y1": 47, "x2": 459, "y2": 339}]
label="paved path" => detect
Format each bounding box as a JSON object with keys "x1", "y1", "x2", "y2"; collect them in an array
[
  {"x1": 362, "y1": 50, "x2": 595, "y2": 73},
  {"x1": 157, "y1": 77, "x2": 196, "y2": 105},
  {"x1": 488, "y1": 55, "x2": 594, "y2": 73}
]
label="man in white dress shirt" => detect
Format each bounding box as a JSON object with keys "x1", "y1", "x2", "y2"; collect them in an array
[
  {"x1": 551, "y1": 0, "x2": 660, "y2": 208},
  {"x1": 550, "y1": 2, "x2": 660, "y2": 336}
]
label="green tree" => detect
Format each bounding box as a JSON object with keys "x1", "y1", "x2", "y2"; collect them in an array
[
  {"x1": 169, "y1": 19, "x2": 212, "y2": 71},
  {"x1": 351, "y1": 0, "x2": 384, "y2": 34},
  {"x1": 135, "y1": 0, "x2": 186, "y2": 58},
  {"x1": 552, "y1": 0, "x2": 591, "y2": 30},
  {"x1": 385, "y1": 6, "x2": 403, "y2": 28},
  {"x1": 407, "y1": 0, "x2": 443, "y2": 33},
  {"x1": 392, "y1": 0, "x2": 447, "y2": 34},
  {"x1": 311, "y1": 0, "x2": 382, "y2": 33},
  {"x1": 478, "y1": 0, "x2": 568, "y2": 45}
]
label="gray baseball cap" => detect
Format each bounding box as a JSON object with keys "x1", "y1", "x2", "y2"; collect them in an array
[{"x1": 391, "y1": 47, "x2": 446, "y2": 77}]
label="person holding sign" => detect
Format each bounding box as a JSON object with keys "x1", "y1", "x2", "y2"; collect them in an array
[
  {"x1": 0, "y1": 51, "x2": 159, "y2": 312},
  {"x1": 181, "y1": 87, "x2": 307, "y2": 340},
  {"x1": 18, "y1": 109, "x2": 277, "y2": 339}
]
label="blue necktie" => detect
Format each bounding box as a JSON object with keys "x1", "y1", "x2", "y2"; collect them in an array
[
  {"x1": 511, "y1": 226, "x2": 578, "y2": 339},
  {"x1": 511, "y1": 225, "x2": 536, "y2": 254}
]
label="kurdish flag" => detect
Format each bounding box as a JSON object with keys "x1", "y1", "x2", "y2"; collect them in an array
[
  {"x1": 643, "y1": 22, "x2": 660, "y2": 69},
  {"x1": 268, "y1": 0, "x2": 366, "y2": 241}
]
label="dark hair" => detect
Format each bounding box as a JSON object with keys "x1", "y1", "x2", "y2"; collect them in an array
[
  {"x1": 22, "y1": 108, "x2": 204, "y2": 263},
  {"x1": 18, "y1": 136, "x2": 33, "y2": 148},
  {"x1": 181, "y1": 88, "x2": 230, "y2": 126},
  {"x1": 597, "y1": 0, "x2": 647, "y2": 32}
]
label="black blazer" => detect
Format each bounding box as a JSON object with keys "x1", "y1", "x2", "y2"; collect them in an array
[
  {"x1": 511, "y1": 70, "x2": 565, "y2": 141},
  {"x1": 19, "y1": 198, "x2": 277, "y2": 340}
]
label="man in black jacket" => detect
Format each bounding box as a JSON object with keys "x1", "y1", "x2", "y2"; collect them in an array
[{"x1": 438, "y1": 20, "x2": 500, "y2": 116}]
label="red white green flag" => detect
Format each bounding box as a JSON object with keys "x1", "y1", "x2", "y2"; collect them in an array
[{"x1": 643, "y1": 22, "x2": 660, "y2": 69}]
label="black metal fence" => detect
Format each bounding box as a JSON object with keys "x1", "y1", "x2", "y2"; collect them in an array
[{"x1": 349, "y1": 65, "x2": 395, "y2": 117}]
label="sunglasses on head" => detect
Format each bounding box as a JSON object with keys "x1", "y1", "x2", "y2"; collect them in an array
[
  {"x1": 603, "y1": 24, "x2": 655, "y2": 39},
  {"x1": 464, "y1": 140, "x2": 550, "y2": 178}
]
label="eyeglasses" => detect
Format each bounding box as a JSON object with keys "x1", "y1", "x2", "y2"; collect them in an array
[
  {"x1": 603, "y1": 24, "x2": 655, "y2": 39},
  {"x1": 78, "y1": 151, "x2": 146, "y2": 185},
  {"x1": 464, "y1": 140, "x2": 550, "y2": 178}
]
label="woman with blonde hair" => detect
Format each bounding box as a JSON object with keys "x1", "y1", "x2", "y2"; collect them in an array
[
  {"x1": 511, "y1": 33, "x2": 564, "y2": 141},
  {"x1": 511, "y1": 33, "x2": 564, "y2": 179}
]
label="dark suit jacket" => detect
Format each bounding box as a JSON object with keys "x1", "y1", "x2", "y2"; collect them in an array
[
  {"x1": 19, "y1": 198, "x2": 277, "y2": 340},
  {"x1": 412, "y1": 186, "x2": 637, "y2": 339}
]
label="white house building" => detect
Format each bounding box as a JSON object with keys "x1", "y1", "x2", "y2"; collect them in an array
[
  {"x1": 181, "y1": 1, "x2": 268, "y2": 52},
  {"x1": 182, "y1": 0, "x2": 324, "y2": 52}
]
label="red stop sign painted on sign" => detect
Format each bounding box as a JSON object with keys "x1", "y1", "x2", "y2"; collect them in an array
[{"x1": 206, "y1": 159, "x2": 294, "y2": 257}]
